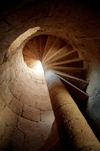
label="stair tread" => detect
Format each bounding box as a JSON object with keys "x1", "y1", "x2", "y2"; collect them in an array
[
  {"x1": 43, "y1": 37, "x2": 66, "y2": 63},
  {"x1": 42, "y1": 35, "x2": 56, "y2": 61},
  {"x1": 26, "y1": 37, "x2": 40, "y2": 59},
  {"x1": 24, "y1": 57, "x2": 38, "y2": 68},
  {"x1": 42, "y1": 44, "x2": 73, "y2": 64},
  {"x1": 23, "y1": 46, "x2": 37, "y2": 59},
  {"x1": 44, "y1": 50, "x2": 79, "y2": 65},
  {"x1": 23, "y1": 54, "x2": 35, "y2": 60},
  {"x1": 40, "y1": 35, "x2": 48, "y2": 61},
  {"x1": 56, "y1": 74, "x2": 89, "y2": 103},
  {"x1": 53, "y1": 70, "x2": 88, "y2": 90},
  {"x1": 24, "y1": 57, "x2": 37, "y2": 62},
  {"x1": 46, "y1": 58, "x2": 84, "y2": 68},
  {"x1": 47, "y1": 66, "x2": 86, "y2": 70},
  {"x1": 50, "y1": 68, "x2": 87, "y2": 79}
]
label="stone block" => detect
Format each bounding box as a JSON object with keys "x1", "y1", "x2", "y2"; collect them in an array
[
  {"x1": 41, "y1": 111, "x2": 54, "y2": 122},
  {"x1": 36, "y1": 100, "x2": 52, "y2": 111},
  {"x1": 11, "y1": 127, "x2": 25, "y2": 151},
  {"x1": 0, "y1": 117, "x2": 5, "y2": 137},
  {"x1": 0, "y1": 124, "x2": 15, "y2": 150},
  {"x1": 8, "y1": 78, "x2": 22, "y2": 99},
  {"x1": 1, "y1": 106, "x2": 18, "y2": 127},
  {"x1": 24, "y1": 80, "x2": 39, "y2": 92},
  {"x1": 41, "y1": 95, "x2": 51, "y2": 102},
  {"x1": 17, "y1": 116, "x2": 37, "y2": 133},
  {"x1": 9, "y1": 67, "x2": 16, "y2": 80},
  {"x1": 0, "y1": 81, "x2": 13, "y2": 106},
  {"x1": 0, "y1": 94, "x2": 5, "y2": 113},
  {"x1": 37, "y1": 83, "x2": 49, "y2": 96},
  {"x1": 20, "y1": 93, "x2": 38, "y2": 108},
  {"x1": 22, "y1": 104, "x2": 40, "y2": 121},
  {"x1": 24, "y1": 131, "x2": 44, "y2": 151},
  {"x1": 9, "y1": 96, "x2": 23, "y2": 116},
  {"x1": 0, "y1": 64, "x2": 5, "y2": 84},
  {"x1": 4, "y1": 67, "x2": 11, "y2": 83},
  {"x1": 36, "y1": 121, "x2": 53, "y2": 141},
  {"x1": 0, "y1": 125, "x2": 24, "y2": 151}
]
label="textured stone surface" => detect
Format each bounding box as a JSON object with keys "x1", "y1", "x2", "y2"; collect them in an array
[
  {"x1": 1, "y1": 106, "x2": 18, "y2": 127},
  {"x1": 0, "y1": 0, "x2": 100, "y2": 150},
  {"x1": 22, "y1": 104, "x2": 40, "y2": 121},
  {"x1": 0, "y1": 94, "x2": 5, "y2": 113},
  {"x1": 0, "y1": 125, "x2": 24, "y2": 151},
  {"x1": 0, "y1": 81, "x2": 13, "y2": 106},
  {"x1": 37, "y1": 83, "x2": 49, "y2": 96},
  {"x1": 9, "y1": 96, "x2": 23, "y2": 115},
  {"x1": 37, "y1": 100, "x2": 52, "y2": 111},
  {"x1": 0, "y1": 117, "x2": 5, "y2": 137},
  {"x1": 24, "y1": 131, "x2": 44, "y2": 151},
  {"x1": 41, "y1": 111, "x2": 54, "y2": 122},
  {"x1": 46, "y1": 72, "x2": 100, "y2": 150},
  {"x1": 20, "y1": 93, "x2": 38, "y2": 108},
  {"x1": 36, "y1": 121, "x2": 53, "y2": 141},
  {"x1": 8, "y1": 78, "x2": 23, "y2": 99},
  {"x1": 17, "y1": 116, "x2": 37, "y2": 133}
]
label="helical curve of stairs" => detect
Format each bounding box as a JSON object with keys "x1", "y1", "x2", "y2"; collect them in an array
[{"x1": 23, "y1": 35, "x2": 89, "y2": 112}]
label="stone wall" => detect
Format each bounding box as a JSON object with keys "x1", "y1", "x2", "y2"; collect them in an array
[
  {"x1": 0, "y1": 43, "x2": 54, "y2": 150},
  {"x1": 0, "y1": 0, "x2": 100, "y2": 150}
]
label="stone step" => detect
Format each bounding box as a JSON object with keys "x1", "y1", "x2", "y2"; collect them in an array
[
  {"x1": 40, "y1": 35, "x2": 48, "y2": 61},
  {"x1": 56, "y1": 74, "x2": 89, "y2": 108},
  {"x1": 23, "y1": 54, "x2": 34, "y2": 60},
  {"x1": 23, "y1": 46, "x2": 37, "y2": 59},
  {"x1": 42, "y1": 37, "x2": 66, "y2": 63},
  {"x1": 46, "y1": 58, "x2": 84, "y2": 68},
  {"x1": 34, "y1": 36, "x2": 40, "y2": 52},
  {"x1": 24, "y1": 56, "x2": 38, "y2": 68},
  {"x1": 53, "y1": 70, "x2": 88, "y2": 91},
  {"x1": 25, "y1": 37, "x2": 40, "y2": 60},
  {"x1": 50, "y1": 67, "x2": 87, "y2": 79},
  {"x1": 44, "y1": 50, "x2": 79, "y2": 65},
  {"x1": 42, "y1": 35, "x2": 56, "y2": 61},
  {"x1": 42, "y1": 44, "x2": 73, "y2": 65}
]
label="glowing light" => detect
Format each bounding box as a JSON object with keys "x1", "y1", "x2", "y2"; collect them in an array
[{"x1": 35, "y1": 61, "x2": 44, "y2": 74}]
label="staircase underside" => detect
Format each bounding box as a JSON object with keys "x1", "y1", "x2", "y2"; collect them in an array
[
  {"x1": 23, "y1": 34, "x2": 89, "y2": 110},
  {"x1": 22, "y1": 34, "x2": 89, "y2": 151}
]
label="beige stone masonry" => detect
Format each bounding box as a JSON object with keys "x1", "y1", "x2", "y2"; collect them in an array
[
  {"x1": 0, "y1": 81, "x2": 13, "y2": 106},
  {"x1": 9, "y1": 96, "x2": 23, "y2": 116},
  {"x1": 17, "y1": 116, "x2": 37, "y2": 133},
  {"x1": 20, "y1": 93, "x2": 38, "y2": 108},
  {"x1": 0, "y1": 125, "x2": 24, "y2": 151},
  {"x1": 22, "y1": 104, "x2": 40, "y2": 121},
  {"x1": 0, "y1": 94, "x2": 5, "y2": 113},
  {"x1": 0, "y1": 117, "x2": 5, "y2": 137},
  {"x1": 36, "y1": 99, "x2": 52, "y2": 111},
  {"x1": 0, "y1": 106, "x2": 18, "y2": 127},
  {"x1": 41, "y1": 111, "x2": 54, "y2": 122},
  {"x1": 36, "y1": 121, "x2": 54, "y2": 141},
  {"x1": 45, "y1": 71, "x2": 100, "y2": 151},
  {"x1": 24, "y1": 131, "x2": 44, "y2": 151}
]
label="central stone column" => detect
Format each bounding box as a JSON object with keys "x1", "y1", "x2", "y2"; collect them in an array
[{"x1": 44, "y1": 70, "x2": 100, "y2": 151}]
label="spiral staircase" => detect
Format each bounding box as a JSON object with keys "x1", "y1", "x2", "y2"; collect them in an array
[
  {"x1": 23, "y1": 34, "x2": 89, "y2": 150},
  {"x1": 23, "y1": 35, "x2": 89, "y2": 111},
  {"x1": 23, "y1": 35, "x2": 88, "y2": 151}
]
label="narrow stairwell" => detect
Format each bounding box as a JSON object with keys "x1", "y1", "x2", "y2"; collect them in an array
[
  {"x1": 22, "y1": 34, "x2": 89, "y2": 151},
  {"x1": 23, "y1": 35, "x2": 89, "y2": 110}
]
